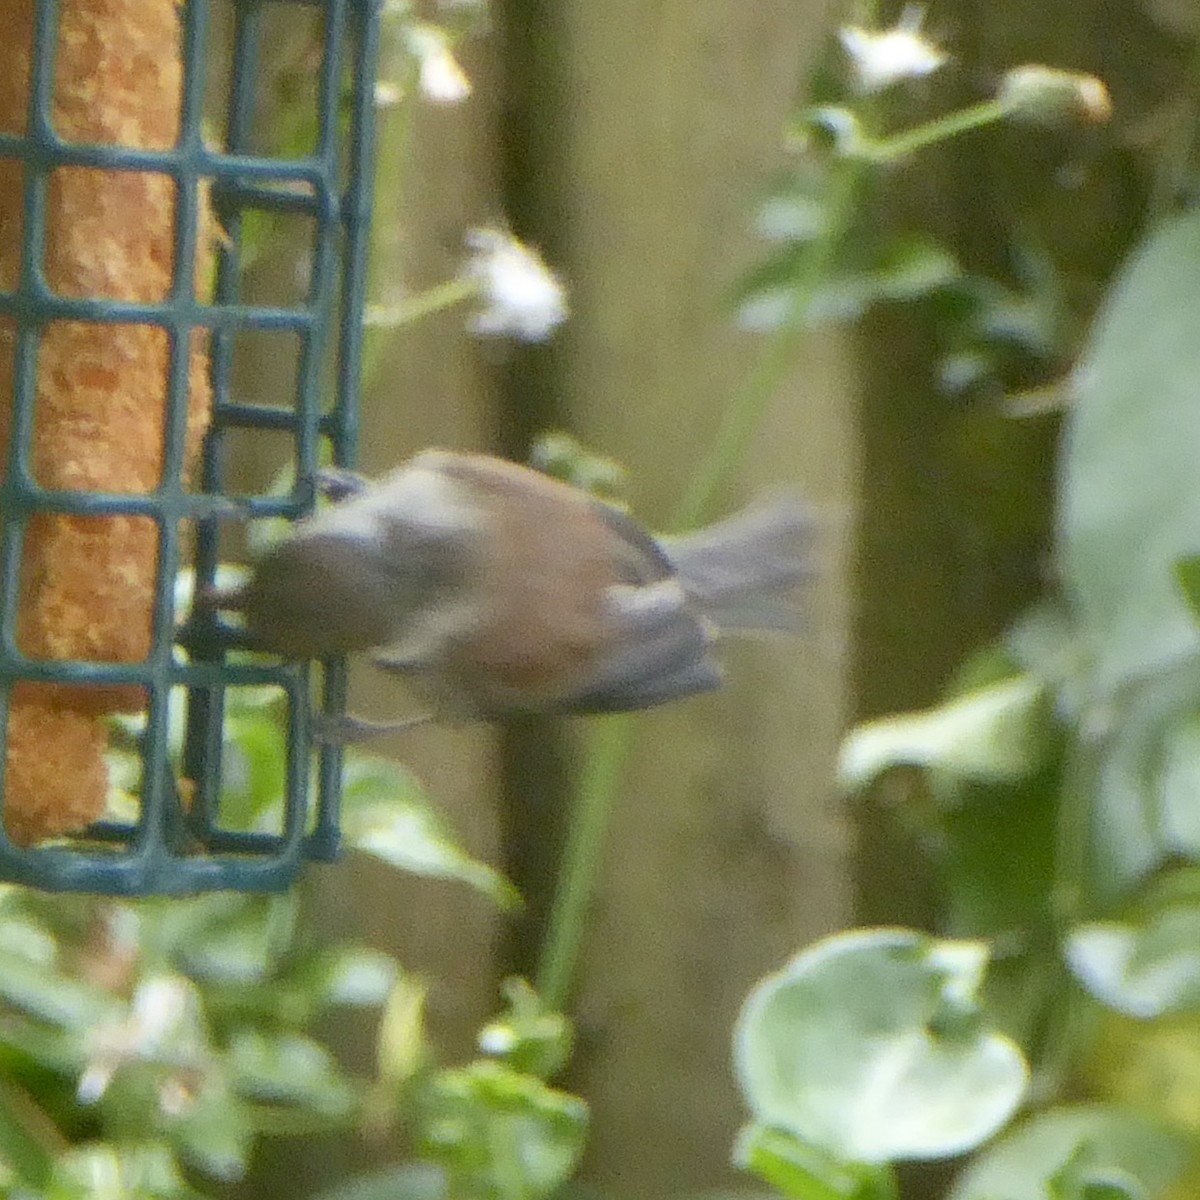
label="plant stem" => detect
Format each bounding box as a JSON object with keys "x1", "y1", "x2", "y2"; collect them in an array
[
  {"x1": 535, "y1": 157, "x2": 867, "y2": 1018},
  {"x1": 367, "y1": 277, "x2": 479, "y2": 331},
  {"x1": 361, "y1": 277, "x2": 478, "y2": 396},
  {"x1": 678, "y1": 159, "x2": 863, "y2": 527},
  {"x1": 675, "y1": 319, "x2": 815, "y2": 528},
  {"x1": 536, "y1": 716, "x2": 633, "y2": 1011},
  {"x1": 859, "y1": 99, "x2": 1009, "y2": 163}
]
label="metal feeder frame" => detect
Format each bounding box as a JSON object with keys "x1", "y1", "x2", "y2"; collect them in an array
[{"x1": 0, "y1": 0, "x2": 382, "y2": 893}]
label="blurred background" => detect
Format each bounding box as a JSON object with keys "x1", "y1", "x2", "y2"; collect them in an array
[
  {"x1": 326, "y1": 2, "x2": 852, "y2": 1194},
  {"x1": 270, "y1": 0, "x2": 1193, "y2": 1195},
  {"x1": 8, "y1": 0, "x2": 1200, "y2": 1198}
]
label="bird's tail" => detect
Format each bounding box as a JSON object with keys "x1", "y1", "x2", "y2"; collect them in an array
[{"x1": 662, "y1": 496, "x2": 815, "y2": 633}]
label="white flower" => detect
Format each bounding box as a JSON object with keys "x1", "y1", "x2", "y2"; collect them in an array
[
  {"x1": 408, "y1": 25, "x2": 472, "y2": 104},
  {"x1": 838, "y1": 6, "x2": 947, "y2": 93},
  {"x1": 463, "y1": 227, "x2": 568, "y2": 342},
  {"x1": 77, "y1": 976, "x2": 197, "y2": 1105}
]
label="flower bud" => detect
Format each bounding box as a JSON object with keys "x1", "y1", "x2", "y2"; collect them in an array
[{"x1": 998, "y1": 65, "x2": 1112, "y2": 125}]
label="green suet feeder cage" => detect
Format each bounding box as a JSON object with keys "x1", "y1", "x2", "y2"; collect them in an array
[{"x1": 0, "y1": 0, "x2": 381, "y2": 893}]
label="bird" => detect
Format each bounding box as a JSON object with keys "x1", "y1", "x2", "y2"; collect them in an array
[{"x1": 214, "y1": 450, "x2": 813, "y2": 741}]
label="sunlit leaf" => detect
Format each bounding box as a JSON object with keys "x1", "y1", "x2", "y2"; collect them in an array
[
  {"x1": 220, "y1": 707, "x2": 288, "y2": 831},
  {"x1": 310, "y1": 1163, "x2": 447, "y2": 1200},
  {"x1": 1067, "y1": 907, "x2": 1200, "y2": 1018},
  {"x1": 51, "y1": 1142, "x2": 204, "y2": 1200},
  {"x1": 839, "y1": 676, "x2": 1046, "y2": 794},
  {"x1": 1059, "y1": 209, "x2": 1200, "y2": 699},
  {"x1": 734, "y1": 929, "x2": 1027, "y2": 1163},
  {"x1": 733, "y1": 1124, "x2": 897, "y2": 1199},
  {"x1": 947, "y1": 1105, "x2": 1189, "y2": 1200},
  {"x1": 377, "y1": 972, "x2": 429, "y2": 1088},
  {"x1": 342, "y1": 757, "x2": 520, "y2": 908},
  {"x1": 420, "y1": 1061, "x2": 587, "y2": 1199},
  {"x1": 322, "y1": 947, "x2": 399, "y2": 1007}
]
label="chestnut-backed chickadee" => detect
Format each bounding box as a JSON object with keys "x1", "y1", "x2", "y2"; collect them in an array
[{"x1": 219, "y1": 450, "x2": 813, "y2": 740}]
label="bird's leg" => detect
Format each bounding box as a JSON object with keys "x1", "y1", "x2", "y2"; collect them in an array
[{"x1": 315, "y1": 467, "x2": 370, "y2": 504}]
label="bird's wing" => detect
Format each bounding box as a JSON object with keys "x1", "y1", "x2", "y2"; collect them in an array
[
  {"x1": 546, "y1": 581, "x2": 723, "y2": 714},
  {"x1": 587, "y1": 499, "x2": 678, "y2": 585}
]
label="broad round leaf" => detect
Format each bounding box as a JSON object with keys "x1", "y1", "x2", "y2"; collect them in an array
[
  {"x1": 947, "y1": 1106, "x2": 1189, "y2": 1200},
  {"x1": 1059, "y1": 209, "x2": 1200, "y2": 699},
  {"x1": 734, "y1": 929, "x2": 1028, "y2": 1163},
  {"x1": 1067, "y1": 907, "x2": 1200, "y2": 1018},
  {"x1": 1074, "y1": 663, "x2": 1200, "y2": 904},
  {"x1": 838, "y1": 676, "x2": 1045, "y2": 794}
]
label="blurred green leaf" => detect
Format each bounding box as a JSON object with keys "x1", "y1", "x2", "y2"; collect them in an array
[
  {"x1": 1059, "y1": 209, "x2": 1200, "y2": 700},
  {"x1": 737, "y1": 234, "x2": 959, "y2": 332},
  {"x1": 311, "y1": 1163, "x2": 448, "y2": 1200},
  {"x1": 476, "y1": 979, "x2": 573, "y2": 1080},
  {"x1": 733, "y1": 1124, "x2": 897, "y2": 1199},
  {"x1": 1176, "y1": 557, "x2": 1200, "y2": 625},
  {"x1": 343, "y1": 757, "x2": 521, "y2": 909},
  {"x1": 1068, "y1": 904, "x2": 1200, "y2": 1018},
  {"x1": 839, "y1": 676, "x2": 1047, "y2": 795},
  {"x1": 419, "y1": 1060, "x2": 587, "y2": 1199},
  {"x1": 0, "y1": 947, "x2": 113, "y2": 1033},
  {"x1": 1075, "y1": 662, "x2": 1200, "y2": 904},
  {"x1": 173, "y1": 895, "x2": 298, "y2": 986},
  {"x1": 947, "y1": 1105, "x2": 1189, "y2": 1200},
  {"x1": 49, "y1": 1142, "x2": 205, "y2": 1200},
  {"x1": 1077, "y1": 1184, "x2": 1146, "y2": 1200},
  {"x1": 0, "y1": 1076, "x2": 59, "y2": 1190},
  {"x1": 171, "y1": 1077, "x2": 253, "y2": 1183},
  {"x1": 734, "y1": 929, "x2": 1028, "y2": 1163},
  {"x1": 376, "y1": 971, "x2": 429, "y2": 1090},
  {"x1": 230, "y1": 1031, "x2": 357, "y2": 1118},
  {"x1": 220, "y1": 706, "x2": 288, "y2": 831},
  {"x1": 528, "y1": 433, "x2": 629, "y2": 504},
  {"x1": 939, "y1": 773, "x2": 1058, "y2": 939},
  {"x1": 319, "y1": 946, "x2": 399, "y2": 1007},
  {"x1": 752, "y1": 161, "x2": 836, "y2": 244},
  {"x1": 1048, "y1": 1143, "x2": 1148, "y2": 1200}
]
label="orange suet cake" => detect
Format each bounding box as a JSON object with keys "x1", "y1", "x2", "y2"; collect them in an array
[{"x1": 0, "y1": 0, "x2": 215, "y2": 843}]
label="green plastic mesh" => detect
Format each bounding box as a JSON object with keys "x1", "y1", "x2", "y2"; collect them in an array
[{"x1": 0, "y1": 0, "x2": 380, "y2": 893}]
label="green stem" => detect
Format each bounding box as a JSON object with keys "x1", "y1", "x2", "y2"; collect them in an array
[
  {"x1": 535, "y1": 155, "x2": 868, "y2": 1019},
  {"x1": 367, "y1": 277, "x2": 479, "y2": 331},
  {"x1": 675, "y1": 320, "x2": 815, "y2": 528},
  {"x1": 361, "y1": 278, "x2": 479, "y2": 396},
  {"x1": 678, "y1": 160, "x2": 863, "y2": 527},
  {"x1": 535, "y1": 717, "x2": 633, "y2": 1011},
  {"x1": 859, "y1": 98, "x2": 1010, "y2": 163},
  {"x1": 358, "y1": 13, "x2": 419, "y2": 399}
]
